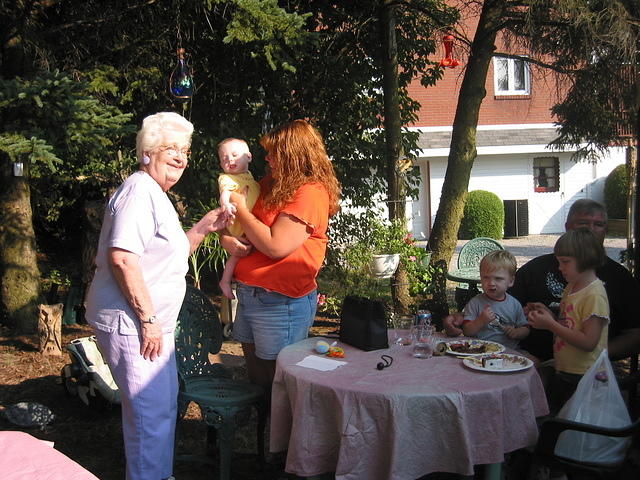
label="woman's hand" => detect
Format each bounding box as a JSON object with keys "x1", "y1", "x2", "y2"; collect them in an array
[
  {"x1": 220, "y1": 231, "x2": 253, "y2": 257},
  {"x1": 229, "y1": 191, "x2": 247, "y2": 211},
  {"x1": 186, "y1": 207, "x2": 232, "y2": 254},
  {"x1": 109, "y1": 248, "x2": 160, "y2": 360},
  {"x1": 202, "y1": 207, "x2": 232, "y2": 233},
  {"x1": 140, "y1": 322, "x2": 163, "y2": 361}
]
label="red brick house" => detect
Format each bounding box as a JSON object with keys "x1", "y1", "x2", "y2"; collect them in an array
[{"x1": 406, "y1": 25, "x2": 625, "y2": 238}]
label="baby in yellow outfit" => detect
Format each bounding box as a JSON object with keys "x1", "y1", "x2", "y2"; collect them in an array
[{"x1": 217, "y1": 138, "x2": 260, "y2": 299}]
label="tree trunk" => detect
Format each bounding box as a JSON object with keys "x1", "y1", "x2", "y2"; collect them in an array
[
  {"x1": 427, "y1": 0, "x2": 506, "y2": 308},
  {"x1": 81, "y1": 199, "x2": 105, "y2": 287},
  {"x1": 0, "y1": 157, "x2": 41, "y2": 333},
  {"x1": 381, "y1": 0, "x2": 411, "y2": 314},
  {"x1": 633, "y1": 62, "x2": 640, "y2": 280}
]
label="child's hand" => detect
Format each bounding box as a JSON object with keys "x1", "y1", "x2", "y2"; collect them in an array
[
  {"x1": 504, "y1": 325, "x2": 528, "y2": 340},
  {"x1": 478, "y1": 304, "x2": 495, "y2": 325},
  {"x1": 443, "y1": 313, "x2": 464, "y2": 337},
  {"x1": 524, "y1": 302, "x2": 551, "y2": 316},
  {"x1": 221, "y1": 203, "x2": 237, "y2": 216},
  {"x1": 527, "y1": 307, "x2": 555, "y2": 331}
]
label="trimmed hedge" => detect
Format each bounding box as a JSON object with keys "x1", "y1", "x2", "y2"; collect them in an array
[
  {"x1": 604, "y1": 164, "x2": 628, "y2": 219},
  {"x1": 458, "y1": 190, "x2": 504, "y2": 240}
]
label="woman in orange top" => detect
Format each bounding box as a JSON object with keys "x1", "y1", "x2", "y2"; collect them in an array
[{"x1": 222, "y1": 119, "x2": 341, "y2": 392}]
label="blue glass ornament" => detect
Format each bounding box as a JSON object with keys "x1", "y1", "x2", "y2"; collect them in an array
[{"x1": 169, "y1": 48, "x2": 194, "y2": 102}]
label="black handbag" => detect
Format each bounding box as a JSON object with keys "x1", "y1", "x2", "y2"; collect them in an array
[{"x1": 339, "y1": 295, "x2": 389, "y2": 351}]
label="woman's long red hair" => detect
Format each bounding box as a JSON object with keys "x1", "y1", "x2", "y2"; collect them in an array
[{"x1": 259, "y1": 119, "x2": 341, "y2": 216}]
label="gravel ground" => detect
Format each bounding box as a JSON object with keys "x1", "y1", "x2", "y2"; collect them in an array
[{"x1": 452, "y1": 234, "x2": 627, "y2": 269}]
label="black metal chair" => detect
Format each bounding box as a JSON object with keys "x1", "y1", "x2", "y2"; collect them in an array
[
  {"x1": 617, "y1": 353, "x2": 640, "y2": 420},
  {"x1": 174, "y1": 285, "x2": 266, "y2": 480},
  {"x1": 531, "y1": 414, "x2": 640, "y2": 479}
]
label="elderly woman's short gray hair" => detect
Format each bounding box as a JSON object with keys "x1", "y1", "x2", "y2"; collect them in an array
[{"x1": 136, "y1": 112, "x2": 194, "y2": 163}]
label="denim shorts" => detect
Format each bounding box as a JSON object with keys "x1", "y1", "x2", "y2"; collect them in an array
[{"x1": 233, "y1": 282, "x2": 317, "y2": 360}]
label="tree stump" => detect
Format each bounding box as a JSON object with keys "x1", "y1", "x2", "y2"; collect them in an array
[{"x1": 37, "y1": 303, "x2": 63, "y2": 356}]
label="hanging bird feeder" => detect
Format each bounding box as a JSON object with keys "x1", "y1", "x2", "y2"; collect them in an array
[
  {"x1": 439, "y1": 33, "x2": 461, "y2": 68},
  {"x1": 169, "y1": 47, "x2": 194, "y2": 103}
]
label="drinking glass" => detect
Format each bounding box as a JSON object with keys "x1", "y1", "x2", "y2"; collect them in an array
[
  {"x1": 412, "y1": 325, "x2": 435, "y2": 358},
  {"x1": 392, "y1": 315, "x2": 415, "y2": 346}
]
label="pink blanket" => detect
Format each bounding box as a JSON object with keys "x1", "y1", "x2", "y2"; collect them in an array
[{"x1": 0, "y1": 431, "x2": 99, "y2": 480}]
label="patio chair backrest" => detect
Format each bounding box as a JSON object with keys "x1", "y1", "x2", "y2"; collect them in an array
[
  {"x1": 457, "y1": 237, "x2": 505, "y2": 269},
  {"x1": 174, "y1": 285, "x2": 227, "y2": 383}
]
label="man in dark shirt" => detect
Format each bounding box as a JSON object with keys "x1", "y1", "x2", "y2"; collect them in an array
[
  {"x1": 510, "y1": 199, "x2": 640, "y2": 361},
  {"x1": 444, "y1": 199, "x2": 640, "y2": 361}
]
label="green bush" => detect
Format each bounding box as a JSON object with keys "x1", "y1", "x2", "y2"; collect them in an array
[
  {"x1": 458, "y1": 190, "x2": 504, "y2": 240},
  {"x1": 604, "y1": 164, "x2": 629, "y2": 219}
]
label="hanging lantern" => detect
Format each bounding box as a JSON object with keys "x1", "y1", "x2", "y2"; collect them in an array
[
  {"x1": 13, "y1": 162, "x2": 24, "y2": 177},
  {"x1": 439, "y1": 33, "x2": 460, "y2": 68},
  {"x1": 169, "y1": 47, "x2": 194, "y2": 102}
]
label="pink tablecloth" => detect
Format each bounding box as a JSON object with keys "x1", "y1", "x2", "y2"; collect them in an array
[
  {"x1": 271, "y1": 336, "x2": 549, "y2": 480},
  {"x1": 0, "y1": 431, "x2": 99, "y2": 480}
]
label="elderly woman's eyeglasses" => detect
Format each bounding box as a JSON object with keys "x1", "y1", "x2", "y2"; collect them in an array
[{"x1": 159, "y1": 145, "x2": 191, "y2": 159}]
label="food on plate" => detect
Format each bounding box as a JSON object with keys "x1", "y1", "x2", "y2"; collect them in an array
[
  {"x1": 482, "y1": 355, "x2": 504, "y2": 368},
  {"x1": 466, "y1": 353, "x2": 532, "y2": 371},
  {"x1": 447, "y1": 340, "x2": 502, "y2": 354}
]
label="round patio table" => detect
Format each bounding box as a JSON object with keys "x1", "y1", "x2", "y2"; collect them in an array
[{"x1": 270, "y1": 334, "x2": 549, "y2": 480}]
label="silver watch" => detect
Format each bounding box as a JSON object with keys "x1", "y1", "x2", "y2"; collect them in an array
[{"x1": 141, "y1": 315, "x2": 157, "y2": 324}]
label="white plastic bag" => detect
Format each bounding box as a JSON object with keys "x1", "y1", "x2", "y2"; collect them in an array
[{"x1": 554, "y1": 349, "x2": 632, "y2": 464}]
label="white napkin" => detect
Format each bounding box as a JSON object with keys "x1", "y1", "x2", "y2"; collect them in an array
[{"x1": 295, "y1": 355, "x2": 347, "y2": 371}]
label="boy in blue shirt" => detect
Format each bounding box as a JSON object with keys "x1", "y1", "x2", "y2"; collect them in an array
[{"x1": 462, "y1": 250, "x2": 529, "y2": 349}]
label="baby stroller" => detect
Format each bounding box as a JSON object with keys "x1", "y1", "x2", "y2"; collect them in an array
[{"x1": 60, "y1": 336, "x2": 120, "y2": 408}]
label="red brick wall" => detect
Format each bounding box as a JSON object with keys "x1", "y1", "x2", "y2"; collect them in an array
[
  {"x1": 408, "y1": 64, "x2": 562, "y2": 127},
  {"x1": 409, "y1": 7, "x2": 564, "y2": 128}
]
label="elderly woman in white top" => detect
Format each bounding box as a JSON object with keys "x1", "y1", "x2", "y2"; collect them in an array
[{"x1": 85, "y1": 112, "x2": 229, "y2": 480}]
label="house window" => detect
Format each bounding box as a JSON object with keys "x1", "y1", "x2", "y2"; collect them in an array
[
  {"x1": 494, "y1": 57, "x2": 530, "y2": 95},
  {"x1": 533, "y1": 157, "x2": 559, "y2": 192}
]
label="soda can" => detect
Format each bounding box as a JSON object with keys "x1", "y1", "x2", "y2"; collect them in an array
[{"x1": 417, "y1": 309, "x2": 432, "y2": 326}]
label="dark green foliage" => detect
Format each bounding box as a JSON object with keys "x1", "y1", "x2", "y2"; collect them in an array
[
  {"x1": 0, "y1": 71, "x2": 135, "y2": 242},
  {"x1": 521, "y1": 1, "x2": 640, "y2": 160},
  {"x1": 604, "y1": 164, "x2": 629, "y2": 219},
  {"x1": 0, "y1": 0, "x2": 458, "y2": 236},
  {"x1": 0, "y1": 0, "x2": 460, "y2": 327},
  {"x1": 458, "y1": 190, "x2": 504, "y2": 240}
]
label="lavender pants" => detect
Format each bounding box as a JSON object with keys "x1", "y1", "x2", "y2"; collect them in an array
[{"x1": 94, "y1": 329, "x2": 178, "y2": 480}]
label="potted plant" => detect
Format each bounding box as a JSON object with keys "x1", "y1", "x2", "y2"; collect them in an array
[
  {"x1": 345, "y1": 219, "x2": 408, "y2": 278},
  {"x1": 318, "y1": 217, "x2": 436, "y2": 318}
]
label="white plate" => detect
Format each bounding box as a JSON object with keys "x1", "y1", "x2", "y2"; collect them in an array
[
  {"x1": 444, "y1": 339, "x2": 505, "y2": 356},
  {"x1": 463, "y1": 354, "x2": 533, "y2": 373}
]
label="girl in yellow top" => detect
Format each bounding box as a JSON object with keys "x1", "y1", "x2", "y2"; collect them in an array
[{"x1": 528, "y1": 228, "x2": 609, "y2": 413}]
